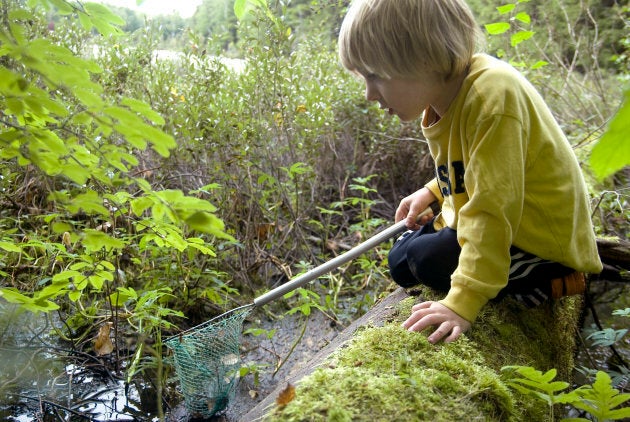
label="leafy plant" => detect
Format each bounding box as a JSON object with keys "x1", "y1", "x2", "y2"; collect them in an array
[
  {"x1": 589, "y1": 89, "x2": 630, "y2": 181},
  {"x1": 284, "y1": 287, "x2": 326, "y2": 317},
  {"x1": 501, "y1": 366, "x2": 630, "y2": 421},
  {"x1": 587, "y1": 328, "x2": 629, "y2": 348},
  {"x1": 570, "y1": 371, "x2": 630, "y2": 421},
  {"x1": 0, "y1": 2, "x2": 236, "y2": 417},
  {"x1": 482, "y1": 0, "x2": 548, "y2": 70},
  {"x1": 238, "y1": 361, "x2": 270, "y2": 387}
]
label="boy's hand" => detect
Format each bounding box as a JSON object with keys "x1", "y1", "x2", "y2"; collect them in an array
[
  {"x1": 402, "y1": 301, "x2": 471, "y2": 344},
  {"x1": 395, "y1": 187, "x2": 437, "y2": 230}
]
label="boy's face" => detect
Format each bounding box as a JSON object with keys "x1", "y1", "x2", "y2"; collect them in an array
[{"x1": 360, "y1": 72, "x2": 447, "y2": 122}]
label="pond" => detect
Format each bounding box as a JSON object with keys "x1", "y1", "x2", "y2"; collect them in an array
[{"x1": 0, "y1": 303, "x2": 156, "y2": 421}]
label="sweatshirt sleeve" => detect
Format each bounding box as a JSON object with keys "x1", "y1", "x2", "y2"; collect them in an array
[
  {"x1": 439, "y1": 114, "x2": 527, "y2": 322},
  {"x1": 424, "y1": 178, "x2": 444, "y2": 206}
]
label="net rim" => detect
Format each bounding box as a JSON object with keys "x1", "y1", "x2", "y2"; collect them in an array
[{"x1": 164, "y1": 303, "x2": 254, "y2": 346}]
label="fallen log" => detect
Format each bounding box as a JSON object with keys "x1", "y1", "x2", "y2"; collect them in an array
[
  {"x1": 597, "y1": 237, "x2": 630, "y2": 267},
  {"x1": 242, "y1": 286, "x2": 583, "y2": 421}
]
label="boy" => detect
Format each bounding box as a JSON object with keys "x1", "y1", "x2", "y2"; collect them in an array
[{"x1": 338, "y1": 0, "x2": 602, "y2": 344}]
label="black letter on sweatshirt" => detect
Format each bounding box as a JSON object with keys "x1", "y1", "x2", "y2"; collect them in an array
[
  {"x1": 437, "y1": 165, "x2": 451, "y2": 196},
  {"x1": 452, "y1": 161, "x2": 465, "y2": 194}
]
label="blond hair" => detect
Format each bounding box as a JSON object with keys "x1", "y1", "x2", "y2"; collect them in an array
[{"x1": 338, "y1": 0, "x2": 484, "y2": 81}]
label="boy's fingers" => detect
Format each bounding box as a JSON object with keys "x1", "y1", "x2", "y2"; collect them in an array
[
  {"x1": 427, "y1": 322, "x2": 452, "y2": 344},
  {"x1": 411, "y1": 301, "x2": 433, "y2": 311},
  {"x1": 444, "y1": 325, "x2": 464, "y2": 343}
]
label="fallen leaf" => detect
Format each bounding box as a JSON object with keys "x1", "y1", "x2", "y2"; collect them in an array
[
  {"x1": 249, "y1": 389, "x2": 258, "y2": 399},
  {"x1": 221, "y1": 354, "x2": 239, "y2": 366},
  {"x1": 94, "y1": 322, "x2": 114, "y2": 356},
  {"x1": 276, "y1": 383, "x2": 295, "y2": 408},
  {"x1": 256, "y1": 223, "x2": 275, "y2": 240},
  {"x1": 62, "y1": 232, "x2": 72, "y2": 247}
]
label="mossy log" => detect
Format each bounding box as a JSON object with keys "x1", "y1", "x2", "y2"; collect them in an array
[
  {"x1": 596, "y1": 237, "x2": 630, "y2": 282},
  {"x1": 242, "y1": 286, "x2": 583, "y2": 421},
  {"x1": 597, "y1": 237, "x2": 630, "y2": 269}
]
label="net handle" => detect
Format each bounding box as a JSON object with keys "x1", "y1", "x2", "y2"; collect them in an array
[{"x1": 253, "y1": 207, "x2": 433, "y2": 307}]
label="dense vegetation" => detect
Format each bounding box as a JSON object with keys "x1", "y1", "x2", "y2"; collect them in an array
[{"x1": 0, "y1": 0, "x2": 628, "y2": 420}]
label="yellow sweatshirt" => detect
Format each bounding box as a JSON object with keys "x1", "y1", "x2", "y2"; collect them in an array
[{"x1": 422, "y1": 54, "x2": 602, "y2": 322}]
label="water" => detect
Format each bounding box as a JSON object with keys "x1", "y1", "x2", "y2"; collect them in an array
[{"x1": 0, "y1": 303, "x2": 154, "y2": 421}]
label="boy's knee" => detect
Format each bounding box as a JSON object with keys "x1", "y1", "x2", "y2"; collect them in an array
[{"x1": 388, "y1": 236, "x2": 420, "y2": 288}]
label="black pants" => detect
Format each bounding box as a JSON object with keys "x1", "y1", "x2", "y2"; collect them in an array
[{"x1": 388, "y1": 219, "x2": 575, "y2": 305}]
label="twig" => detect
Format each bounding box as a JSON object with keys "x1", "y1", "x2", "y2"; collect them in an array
[
  {"x1": 272, "y1": 317, "x2": 307, "y2": 377},
  {"x1": 16, "y1": 394, "x2": 93, "y2": 420}
]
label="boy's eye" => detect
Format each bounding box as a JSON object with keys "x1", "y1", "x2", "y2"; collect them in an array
[{"x1": 364, "y1": 73, "x2": 380, "y2": 82}]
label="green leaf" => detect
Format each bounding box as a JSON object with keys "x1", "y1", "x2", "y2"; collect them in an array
[
  {"x1": 142, "y1": 125, "x2": 176, "y2": 156},
  {"x1": 485, "y1": 22, "x2": 511, "y2": 35},
  {"x1": 68, "y1": 289, "x2": 82, "y2": 302},
  {"x1": 497, "y1": 4, "x2": 515, "y2": 14},
  {"x1": 48, "y1": 0, "x2": 74, "y2": 14},
  {"x1": 612, "y1": 308, "x2": 630, "y2": 317},
  {"x1": 130, "y1": 196, "x2": 154, "y2": 217},
  {"x1": 88, "y1": 273, "x2": 108, "y2": 290},
  {"x1": 99, "y1": 260, "x2": 116, "y2": 271},
  {"x1": 530, "y1": 60, "x2": 549, "y2": 70},
  {"x1": 0, "y1": 288, "x2": 59, "y2": 312},
  {"x1": 511, "y1": 30, "x2": 535, "y2": 46},
  {"x1": 0, "y1": 288, "x2": 33, "y2": 304},
  {"x1": 186, "y1": 237, "x2": 216, "y2": 256},
  {"x1": 0, "y1": 68, "x2": 28, "y2": 93},
  {"x1": 234, "y1": 0, "x2": 247, "y2": 20},
  {"x1": 61, "y1": 163, "x2": 92, "y2": 184},
  {"x1": 51, "y1": 222, "x2": 73, "y2": 233},
  {"x1": 0, "y1": 241, "x2": 22, "y2": 253},
  {"x1": 573, "y1": 371, "x2": 630, "y2": 420},
  {"x1": 234, "y1": 0, "x2": 268, "y2": 20},
  {"x1": 587, "y1": 328, "x2": 628, "y2": 347},
  {"x1": 185, "y1": 211, "x2": 234, "y2": 240},
  {"x1": 63, "y1": 190, "x2": 110, "y2": 217},
  {"x1": 110, "y1": 287, "x2": 138, "y2": 307},
  {"x1": 82, "y1": 230, "x2": 126, "y2": 252},
  {"x1": 590, "y1": 90, "x2": 630, "y2": 180},
  {"x1": 121, "y1": 97, "x2": 165, "y2": 125},
  {"x1": 83, "y1": 2, "x2": 125, "y2": 36},
  {"x1": 52, "y1": 270, "x2": 83, "y2": 282},
  {"x1": 514, "y1": 11, "x2": 531, "y2": 24}
]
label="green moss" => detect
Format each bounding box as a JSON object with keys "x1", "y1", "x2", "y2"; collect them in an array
[{"x1": 269, "y1": 286, "x2": 583, "y2": 421}]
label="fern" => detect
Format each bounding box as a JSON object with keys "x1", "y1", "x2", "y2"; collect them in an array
[{"x1": 502, "y1": 366, "x2": 630, "y2": 421}]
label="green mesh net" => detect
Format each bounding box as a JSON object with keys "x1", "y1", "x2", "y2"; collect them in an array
[{"x1": 165, "y1": 305, "x2": 253, "y2": 418}]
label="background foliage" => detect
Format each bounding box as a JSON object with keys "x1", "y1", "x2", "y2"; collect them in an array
[{"x1": 0, "y1": 0, "x2": 628, "y2": 419}]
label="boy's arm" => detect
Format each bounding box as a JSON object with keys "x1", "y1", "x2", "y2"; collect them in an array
[
  {"x1": 424, "y1": 178, "x2": 443, "y2": 206},
  {"x1": 441, "y1": 113, "x2": 528, "y2": 322},
  {"x1": 395, "y1": 186, "x2": 438, "y2": 230}
]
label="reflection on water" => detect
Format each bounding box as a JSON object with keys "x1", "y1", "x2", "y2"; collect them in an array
[{"x1": 0, "y1": 303, "x2": 154, "y2": 421}]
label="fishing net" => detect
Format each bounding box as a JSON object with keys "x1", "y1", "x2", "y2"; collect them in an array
[{"x1": 165, "y1": 305, "x2": 252, "y2": 418}]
